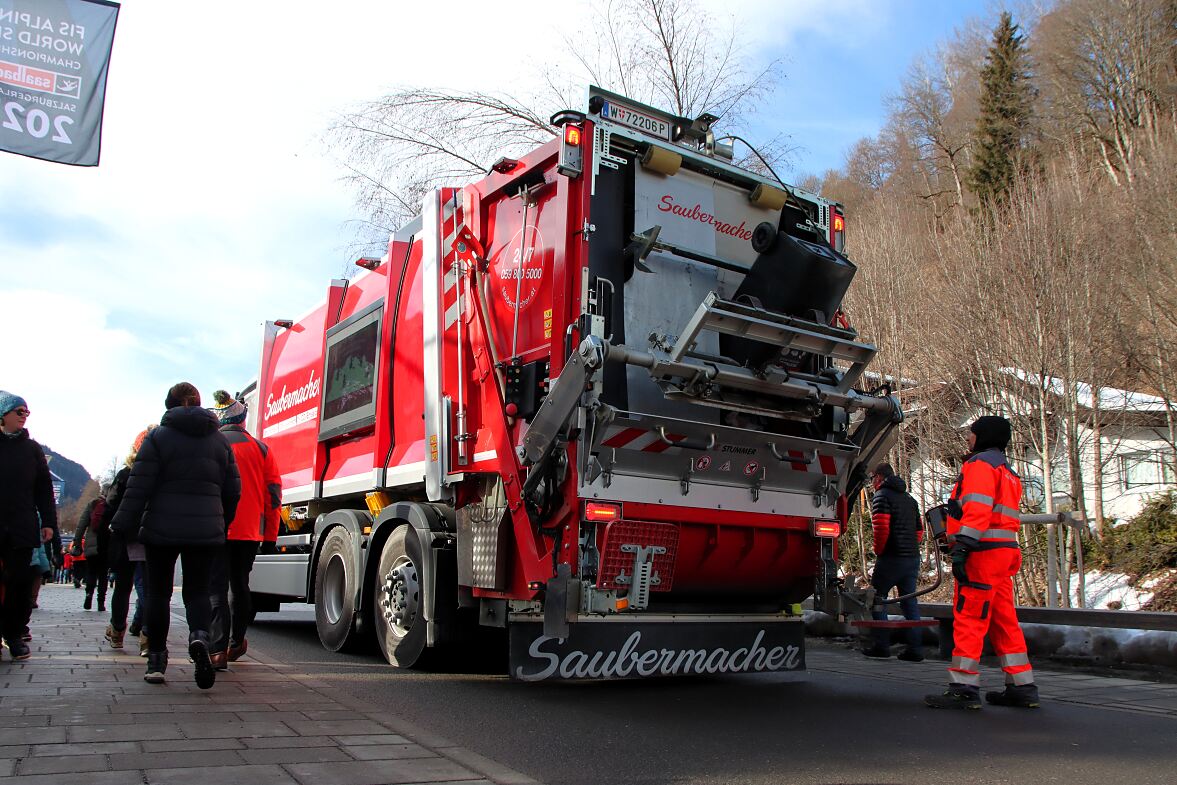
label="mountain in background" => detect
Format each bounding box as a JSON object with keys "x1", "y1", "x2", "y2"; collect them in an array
[{"x1": 41, "y1": 446, "x2": 93, "y2": 505}]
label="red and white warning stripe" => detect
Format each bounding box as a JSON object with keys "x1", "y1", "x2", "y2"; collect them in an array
[{"x1": 440, "y1": 189, "x2": 464, "y2": 330}]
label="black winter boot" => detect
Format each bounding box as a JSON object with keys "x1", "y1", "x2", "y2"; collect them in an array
[
  {"x1": 83, "y1": 591, "x2": 93, "y2": 610},
  {"x1": 144, "y1": 651, "x2": 168, "y2": 684},
  {"x1": 986, "y1": 684, "x2": 1040, "y2": 708},
  {"x1": 189, "y1": 631, "x2": 216, "y2": 690},
  {"x1": 925, "y1": 685, "x2": 982, "y2": 710},
  {"x1": 98, "y1": 592, "x2": 106, "y2": 613}
]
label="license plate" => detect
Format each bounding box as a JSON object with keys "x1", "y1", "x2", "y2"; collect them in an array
[
  {"x1": 600, "y1": 99, "x2": 673, "y2": 141},
  {"x1": 509, "y1": 618, "x2": 805, "y2": 681}
]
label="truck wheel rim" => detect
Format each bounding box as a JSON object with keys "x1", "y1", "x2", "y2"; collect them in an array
[
  {"x1": 380, "y1": 555, "x2": 419, "y2": 638},
  {"x1": 323, "y1": 554, "x2": 346, "y2": 625}
]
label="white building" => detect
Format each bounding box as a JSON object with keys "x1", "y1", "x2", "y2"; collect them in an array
[{"x1": 904, "y1": 372, "x2": 1176, "y2": 526}]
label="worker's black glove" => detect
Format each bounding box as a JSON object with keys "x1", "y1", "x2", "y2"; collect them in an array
[{"x1": 950, "y1": 535, "x2": 979, "y2": 584}]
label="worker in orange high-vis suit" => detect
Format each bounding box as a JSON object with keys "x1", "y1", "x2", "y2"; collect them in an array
[{"x1": 925, "y1": 416, "x2": 1039, "y2": 710}]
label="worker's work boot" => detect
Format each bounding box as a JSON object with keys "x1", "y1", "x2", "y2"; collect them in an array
[
  {"x1": 925, "y1": 685, "x2": 982, "y2": 710},
  {"x1": 862, "y1": 645, "x2": 891, "y2": 659},
  {"x1": 897, "y1": 649, "x2": 924, "y2": 663},
  {"x1": 144, "y1": 651, "x2": 168, "y2": 684},
  {"x1": 189, "y1": 632, "x2": 216, "y2": 690},
  {"x1": 985, "y1": 684, "x2": 1040, "y2": 708}
]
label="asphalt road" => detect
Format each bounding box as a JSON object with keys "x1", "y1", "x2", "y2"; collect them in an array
[{"x1": 249, "y1": 606, "x2": 1177, "y2": 785}]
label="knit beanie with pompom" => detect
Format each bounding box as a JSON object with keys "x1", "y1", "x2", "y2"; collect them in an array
[{"x1": 211, "y1": 390, "x2": 247, "y2": 425}]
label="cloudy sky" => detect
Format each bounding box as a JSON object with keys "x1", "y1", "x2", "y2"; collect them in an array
[{"x1": 1, "y1": 0, "x2": 990, "y2": 480}]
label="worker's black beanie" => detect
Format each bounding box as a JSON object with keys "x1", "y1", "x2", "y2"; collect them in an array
[{"x1": 970, "y1": 415, "x2": 1012, "y2": 451}]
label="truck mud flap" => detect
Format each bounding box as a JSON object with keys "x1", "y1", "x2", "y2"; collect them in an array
[{"x1": 509, "y1": 616, "x2": 804, "y2": 681}]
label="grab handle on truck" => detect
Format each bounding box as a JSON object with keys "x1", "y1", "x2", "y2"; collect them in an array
[{"x1": 658, "y1": 427, "x2": 715, "y2": 452}]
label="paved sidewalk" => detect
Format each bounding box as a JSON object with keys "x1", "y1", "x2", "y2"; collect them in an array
[
  {"x1": 0, "y1": 582, "x2": 540, "y2": 785},
  {"x1": 808, "y1": 637, "x2": 1177, "y2": 717}
]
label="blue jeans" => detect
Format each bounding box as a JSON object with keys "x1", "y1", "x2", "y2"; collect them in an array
[{"x1": 871, "y1": 555, "x2": 922, "y2": 652}]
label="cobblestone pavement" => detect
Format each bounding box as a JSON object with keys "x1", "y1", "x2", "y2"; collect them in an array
[
  {"x1": 0, "y1": 582, "x2": 541, "y2": 785},
  {"x1": 807, "y1": 638, "x2": 1177, "y2": 717}
]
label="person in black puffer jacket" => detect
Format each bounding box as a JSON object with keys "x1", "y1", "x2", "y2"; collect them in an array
[
  {"x1": 863, "y1": 462, "x2": 925, "y2": 661},
  {"x1": 112, "y1": 383, "x2": 241, "y2": 689},
  {"x1": 0, "y1": 391, "x2": 58, "y2": 661}
]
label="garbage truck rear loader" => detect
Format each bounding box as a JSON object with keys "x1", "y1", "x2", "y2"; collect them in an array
[{"x1": 244, "y1": 87, "x2": 902, "y2": 680}]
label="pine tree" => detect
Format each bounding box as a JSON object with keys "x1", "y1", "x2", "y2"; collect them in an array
[{"x1": 968, "y1": 12, "x2": 1035, "y2": 205}]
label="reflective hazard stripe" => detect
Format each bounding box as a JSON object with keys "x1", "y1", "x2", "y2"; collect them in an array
[
  {"x1": 1005, "y1": 670, "x2": 1035, "y2": 685},
  {"x1": 949, "y1": 669, "x2": 981, "y2": 687},
  {"x1": 994, "y1": 504, "x2": 1020, "y2": 518},
  {"x1": 960, "y1": 493, "x2": 994, "y2": 507},
  {"x1": 981, "y1": 529, "x2": 1018, "y2": 541},
  {"x1": 998, "y1": 652, "x2": 1031, "y2": 667},
  {"x1": 958, "y1": 525, "x2": 984, "y2": 540},
  {"x1": 950, "y1": 656, "x2": 979, "y2": 672}
]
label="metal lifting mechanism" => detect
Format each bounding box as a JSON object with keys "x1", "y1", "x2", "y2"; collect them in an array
[{"x1": 616, "y1": 543, "x2": 666, "y2": 610}]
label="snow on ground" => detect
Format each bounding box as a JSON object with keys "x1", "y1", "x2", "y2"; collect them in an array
[{"x1": 1072, "y1": 570, "x2": 1154, "y2": 610}]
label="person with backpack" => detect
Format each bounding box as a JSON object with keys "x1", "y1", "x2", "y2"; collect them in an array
[
  {"x1": 72, "y1": 491, "x2": 111, "y2": 612},
  {"x1": 112, "y1": 383, "x2": 240, "y2": 689},
  {"x1": 208, "y1": 391, "x2": 281, "y2": 669}
]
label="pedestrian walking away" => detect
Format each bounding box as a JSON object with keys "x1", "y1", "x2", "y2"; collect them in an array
[
  {"x1": 111, "y1": 382, "x2": 241, "y2": 690},
  {"x1": 208, "y1": 390, "x2": 281, "y2": 670},
  {"x1": 0, "y1": 391, "x2": 59, "y2": 661},
  {"x1": 863, "y1": 462, "x2": 924, "y2": 662},
  {"x1": 925, "y1": 415, "x2": 1039, "y2": 710},
  {"x1": 72, "y1": 489, "x2": 111, "y2": 612},
  {"x1": 104, "y1": 426, "x2": 154, "y2": 654}
]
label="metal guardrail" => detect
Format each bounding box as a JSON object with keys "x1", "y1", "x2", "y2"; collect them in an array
[{"x1": 917, "y1": 603, "x2": 1177, "y2": 632}]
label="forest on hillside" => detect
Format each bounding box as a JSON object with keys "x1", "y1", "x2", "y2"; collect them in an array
[{"x1": 809, "y1": 0, "x2": 1176, "y2": 607}]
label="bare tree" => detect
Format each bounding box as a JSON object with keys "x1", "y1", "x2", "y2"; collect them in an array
[{"x1": 328, "y1": 0, "x2": 783, "y2": 238}]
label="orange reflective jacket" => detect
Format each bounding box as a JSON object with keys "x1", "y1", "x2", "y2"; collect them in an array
[{"x1": 947, "y1": 448, "x2": 1022, "y2": 544}]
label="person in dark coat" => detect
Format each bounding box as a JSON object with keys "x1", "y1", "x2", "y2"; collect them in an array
[
  {"x1": 863, "y1": 462, "x2": 925, "y2": 661},
  {"x1": 104, "y1": 426, "x2": 153, "y2": 654},
  {"x1": 72, "y1": 491, "x2": 110, "y2": 612},
  {"x1": 111, "y1": 383, "x2": 241, "y2": 689},
  {"x1": 0, "y1": 391, "x2": 58, "y2": 661}
]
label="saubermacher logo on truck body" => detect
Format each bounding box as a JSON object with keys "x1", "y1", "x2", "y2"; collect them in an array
[
  {"x1": 261, "y1": 371, "x2": 321, "y2": 438},
  {"x1": 510, "y1": 620, "x2": 805, "y2": 681}
]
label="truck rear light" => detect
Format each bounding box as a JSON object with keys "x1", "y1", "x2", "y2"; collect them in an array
[
  {"x1": 812, "y1": 520, "x2": 841, "y2": 538},
  {"x1": 584, "y1": 501, "x2": 622, "y2": 523},
  {"x1": 557, "y1": 122, "x2": 584, "y2": 178},
  {"x1": 830, "y1": 209, "x2": 846, "y2": 253}
]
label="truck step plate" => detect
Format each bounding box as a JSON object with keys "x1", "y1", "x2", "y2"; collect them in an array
[{"x1": 509, "y1": 617, "x2": 804, "y2": 681}]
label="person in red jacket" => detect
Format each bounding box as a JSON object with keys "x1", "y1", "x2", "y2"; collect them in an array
[
  {"x1": 926, "y1": 416, "x2": 1038, "y2": 710},
  {"x1": 208, "y1": 391, "x2": 281, "y2": 669}
]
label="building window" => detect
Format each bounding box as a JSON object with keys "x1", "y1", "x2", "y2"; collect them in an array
[{"x1": 1119, "y1": 451, "x2": 1176, "y2": 491}]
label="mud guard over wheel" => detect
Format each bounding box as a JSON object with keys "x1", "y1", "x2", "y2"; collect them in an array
[{"x1": 315, "y1": 526, "x2": 363, "y2": 652}]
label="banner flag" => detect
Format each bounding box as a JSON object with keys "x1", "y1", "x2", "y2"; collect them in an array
[{"x1": 0, "y1": 0, "x2": 119, "y2": 166}]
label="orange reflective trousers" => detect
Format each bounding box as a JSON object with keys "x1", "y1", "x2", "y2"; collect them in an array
[{"x1": 949, "y1": 546, "x2": 1034, "y2": 688}]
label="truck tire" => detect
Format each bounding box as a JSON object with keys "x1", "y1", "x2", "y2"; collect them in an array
[
  {"x1": 372, "y1": 525, "x2": 429, "y2": 667},
  {"x1": 314, "y1": 526, "x2": 360, "y2": 652}
]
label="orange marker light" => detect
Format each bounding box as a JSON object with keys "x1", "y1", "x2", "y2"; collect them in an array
[
  {"x1": 564, "y1": 125, "x2": 582, "y2": 146},
  {"x1": 832, "y1": 214, "x2": 845, "y2": 232},
  {"x1": 584, "y1": 501, "x2": 622, "y2": 522}
]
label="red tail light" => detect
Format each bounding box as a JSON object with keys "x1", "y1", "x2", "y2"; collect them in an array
[
  {"x1": 584, "y1": 501, "x2": 622, "y2": 523},
  {"x1": 830, "y1": 208, "x2": 846, "y2": 253},
  {"x1": 812, "y1": 520, "x2": 841, "y2": 538}
]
